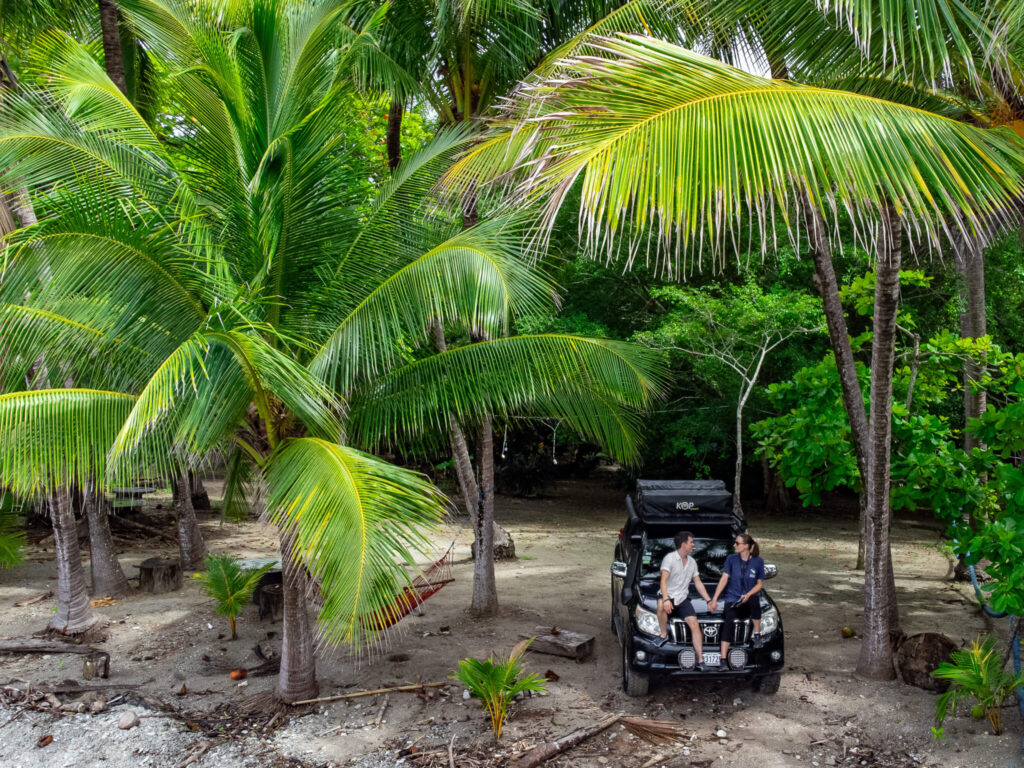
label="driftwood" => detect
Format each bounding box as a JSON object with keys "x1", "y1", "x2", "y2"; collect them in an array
[
  {"x1": 0, "y1": 638, "x2": 101, "y2": 655},
  {"x1": 291, "y1": 681, "x2": 447, "y2": 705},
  {"x1": 515, "y1": 715, "x2": 685, "y2": 768},
  {"x1": 519, "y1": 627, "x2": 594, "y2": 661}
]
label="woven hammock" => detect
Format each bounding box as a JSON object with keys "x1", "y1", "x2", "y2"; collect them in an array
[{"x1": 363, "y1": 544, "x2": 455, "y2": 631}]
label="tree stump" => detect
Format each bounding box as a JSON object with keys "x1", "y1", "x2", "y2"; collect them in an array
[
  {"x1": 137, "y1": 557, "x2": 182, "y2": 594},
  {"x1": 520, "y1": 626, "x2": 595, "y2": 661},
  {"x1": 256, "y1": 583, "x2": 284, "y2": 622},
  {"x1": 893, "y1": 632, "x2": 958, "y2": 692}
]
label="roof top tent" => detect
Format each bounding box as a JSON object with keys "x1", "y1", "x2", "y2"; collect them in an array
[{"x1": 632, "y1": 479, "x2": 745, "y2": 533}]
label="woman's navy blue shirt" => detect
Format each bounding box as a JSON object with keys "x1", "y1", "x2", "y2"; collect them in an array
[{"x1": 721, "y1": 554, "x2": 765, "y2": 602}]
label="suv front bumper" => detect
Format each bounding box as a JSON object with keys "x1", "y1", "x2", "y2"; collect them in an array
[{"x1": 628, "y1": 630, "x2": 785, "y2": 679}]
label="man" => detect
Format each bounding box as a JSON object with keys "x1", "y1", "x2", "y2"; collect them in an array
[{"x1": 657, "y1": 530, "x2": 714, "y2": 669}]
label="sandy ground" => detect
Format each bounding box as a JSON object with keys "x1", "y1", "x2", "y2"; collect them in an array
[{"x1": 0, "y1": 476, "x2": 1021, "y2": 768}]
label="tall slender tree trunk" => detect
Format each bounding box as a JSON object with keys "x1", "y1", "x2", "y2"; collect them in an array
[
  {"x1": 386, "y1": 100, "x2": 403, "y2": 173},
  {"x1": 956, "y1": 249, "x2": 987, "y2": 450},
  {"x1": 856, "y1": 207, "x2": 902, "y2": 680},
  {"x1": 805, "y1": 204, "x2": 870, "y2": 569},
  {"x1": 805, "y1": 201, "x2": 899, "y2": 628},
  {"x1": 431, "y1": 324, "x2": 515, "y2": 560},
  {"x1": 49, "y1": 489, "x2": 99, "y2": 635},
  {"x1": 98, "y1": 0, "x2": 128, "y2": 95},
  {"x1": 472, "y1": 417, "x2": 499, "y2": 616},
  {"x1": 173, "y1": 474, "x2": 207, "y2": 570},
  {"x1": 83, "y1": 481, "x2": 129, "y2": 597},
  {"x1": 276, "y1": 532, "x2": 318, "y2": 703}
]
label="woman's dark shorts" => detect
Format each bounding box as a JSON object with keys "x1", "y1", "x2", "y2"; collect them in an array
[{"x1": 721, "y1": 598, "x2": 762, "y2": 643}]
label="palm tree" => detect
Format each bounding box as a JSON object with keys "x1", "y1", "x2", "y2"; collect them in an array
[
  {"x1": 444, "y1": 35, "x2": 1024, "y2": 679},
  {"x1": 0, "y1": 0, "x2": 662, "y2": 701}
]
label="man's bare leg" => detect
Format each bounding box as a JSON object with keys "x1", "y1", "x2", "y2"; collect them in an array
[{"x1": 686, "y1": 615, "x2": 702, "y2": 664}]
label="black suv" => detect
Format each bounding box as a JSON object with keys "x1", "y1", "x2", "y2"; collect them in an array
[{"x1": 611, "y1": 480, "x2": 784, "y2": 696}]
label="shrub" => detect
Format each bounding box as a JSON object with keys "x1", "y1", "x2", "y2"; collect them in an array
[
  {"x1": 932, "y1": 634, "x2": 1024, "y2": 736},
  {"x1": 195, "y1": 555, "x2": 272, "y2": 640},
  {"x1": 452, "y1": 639, "x2": 547, "y2": 739}
]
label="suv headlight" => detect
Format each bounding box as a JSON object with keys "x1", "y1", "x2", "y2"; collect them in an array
[
  {"x1": 761, "y1": 605, "x2": 780, "y2": 636},
  {"x1": 634, "y1": 606, "x2": 661, "y2": 637}
]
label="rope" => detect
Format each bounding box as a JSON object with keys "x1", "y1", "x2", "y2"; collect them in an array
[{"x1": 967, "y1": 564, "x2": 1024, "y2": 728}]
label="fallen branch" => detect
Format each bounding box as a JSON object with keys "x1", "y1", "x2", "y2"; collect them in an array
[
  {"x1": 175, "y1": 739, "x2": 211, "y2": 768},
  {"x1": 13, "y1": 592, "x2": 53, "y2": 607},
  {"x1": 0, "y1": 638, "x2": 101, "y2": 655},
  {"x1": 291, "y1": 682, "x2": 446, "y2": 705},
  {"x1": 373, "y1": 694, "x2": 389, "y2": 727},
  {"x1": 109, "y1": 514, "x2": 176, "y2": 543},
  {"x1": 515, "y1": 715, "x2": 685, "y2": 768}
]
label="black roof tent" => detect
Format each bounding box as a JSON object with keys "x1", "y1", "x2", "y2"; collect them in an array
[{"x1": 633, "y1": 479, "x2": 745, "y2": 532}]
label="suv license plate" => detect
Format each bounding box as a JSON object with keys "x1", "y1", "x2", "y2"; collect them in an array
[{"x1": 703, "y1": 653, "x2": 720, "y2": 666}]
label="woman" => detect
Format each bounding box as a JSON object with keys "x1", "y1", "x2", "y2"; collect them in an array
[{"x1": 709, "y1": 533, "x2": 766, "y2": 657}]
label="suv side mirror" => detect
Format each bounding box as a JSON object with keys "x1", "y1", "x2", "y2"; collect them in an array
[
  {"x1": 611, "y1": 561, "x2": 628, "y2": 578},
  {"x1": 764, "y1": 563, "x2": 778, "y2": 579}
]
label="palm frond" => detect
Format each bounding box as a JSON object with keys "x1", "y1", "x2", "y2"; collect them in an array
[
  {"x1": 264, "y1": 437, "x2": 446, "y2": 647},
  {"x1": 346, "y1": 334, "x2": 664, "y2": 463},
  {"x1": 311, "y1": 217, "x2": 558, "y2": 393},
  {"x1": 0, "y1": 389, "x2": 147, "y2": 495},
  {"x1": 445, "y1": 36, "x2": 1024, "y2": 275}
]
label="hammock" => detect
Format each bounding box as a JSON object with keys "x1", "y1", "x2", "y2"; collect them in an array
[{"x1": 363, "y1": 543, "x2": 455, "y2": 631}]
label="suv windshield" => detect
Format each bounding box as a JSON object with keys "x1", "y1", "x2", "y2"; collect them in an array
[{"x1": 640, "y1": 537, "x2": 732, "y2": 583}]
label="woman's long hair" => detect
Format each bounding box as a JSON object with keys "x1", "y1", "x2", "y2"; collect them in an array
[{"x1": 738, "y1": 532, "x2": 759, "y2": 558}]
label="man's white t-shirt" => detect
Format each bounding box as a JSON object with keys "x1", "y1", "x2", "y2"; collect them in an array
[{"x1": 660, "y1": 550, "x2": 698, "y2": 603}]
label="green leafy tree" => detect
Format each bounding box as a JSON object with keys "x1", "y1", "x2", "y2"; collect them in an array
[
  {"x1": 636, "y1": 283, "x2": 824, "y2": 514},
  {"x1": 196, "y1": 555, "x2": 273, "y2": 640}
]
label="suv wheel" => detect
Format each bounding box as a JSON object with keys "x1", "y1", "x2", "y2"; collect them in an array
[
  {"x1": 622, "y1": 638, "x2": 650, "y2": 697},
  {"x1": 753, "y1": 672, "x2": 781, "y2": 695}
]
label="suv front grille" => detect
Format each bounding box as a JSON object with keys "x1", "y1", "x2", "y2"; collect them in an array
[{"x1": 670, "y1": 618, "x2": 751, "y2": 645}]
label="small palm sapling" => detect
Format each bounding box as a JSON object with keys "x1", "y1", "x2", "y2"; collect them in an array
[
  {"x1": 196, "y1": 555, "x2": 272, "y2": 640},
  {"x1": 932, "y1": 634, "x2": 1024, "y2": 736},
  {"x1": 452, "y1": 639, "x2": 546, "y2": 739}
]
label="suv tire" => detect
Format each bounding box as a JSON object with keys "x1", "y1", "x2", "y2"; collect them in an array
[
  {"x1": 753, "y1": 672, "x2": 781, "y2": 695},
  {"x1": 622, "y1": 638, "x2": 650, "y2": 697}
]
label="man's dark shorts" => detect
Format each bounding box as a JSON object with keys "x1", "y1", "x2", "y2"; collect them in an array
[{"x1": 664, "y1": 597, "x2": 696, "y2": 619}]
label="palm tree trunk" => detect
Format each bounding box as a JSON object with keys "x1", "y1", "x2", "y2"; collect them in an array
[
  {"x1": 431, "y1": 323, "x2": 514, "y2": 560},
  {"x1": 189, "y1": 470, "x2": 211, "y2": 510},
  {"x1": 856, "y1": 206, "x2": 901, "y2": 680},
  {"x1": 49, "y1": 489, "x2": 98, "y2": 635},
  {"x1": 805, "y1": 203, "x2": 869, "y2": 569},
  {"x1": 98, "y1": 0, "x2": 128, "y2": 96},
  {"x1": 386, "y1": 100, "x2": 403, "y2": 172},
  {"x1": 173, "y1": 473, "x2": 207, "y2": 570},
  {"x1": 276, "y1": 532, "x2": 318, "y2": 703},
  {"x1": 471, "y1": 417, "x2": 499, "y2": 616},
  {"x1": 83, "y1": 482, "x2": 129, "y2": 597}
]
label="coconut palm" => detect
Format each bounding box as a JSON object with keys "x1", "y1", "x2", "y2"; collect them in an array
[
  {"x1": 0, "y1": 0, "x2": 662, "y2": 702},
  {"x1": 444, "y1": 35, "x2": 1024, "y2": 679}
]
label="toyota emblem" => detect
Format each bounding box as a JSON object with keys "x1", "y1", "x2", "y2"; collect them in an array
[{"x1": 702, "y1": 624, "x2": 718, "y2": 638}]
